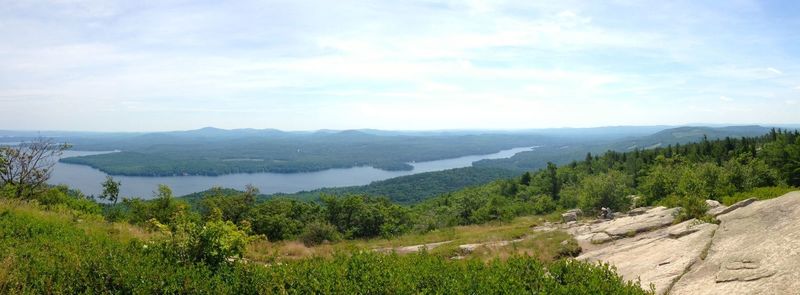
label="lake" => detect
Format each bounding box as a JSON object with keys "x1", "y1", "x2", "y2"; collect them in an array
[{"x1": 48, "y1": 147, "x2": 534, "y2": 199}]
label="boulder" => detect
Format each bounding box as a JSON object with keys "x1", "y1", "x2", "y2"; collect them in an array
[
  {"x1": 705, "y1": 199, "x2": 722, "y2": 209},
  {"x1": 561, "y1": 211, "x2": 578, "y2": 223},
  {"x1": 565, "y1": 208, "x2": 584, "y2": 216},
  {"x1": 669, "y1": 192, "x2": 800, "y2": 295}
]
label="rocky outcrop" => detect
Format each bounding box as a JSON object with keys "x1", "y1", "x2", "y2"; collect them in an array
[
  {"x1": 578, "y1": 219, "x2": 717, "y2": 294},
  {"x1": 566, "y1": 191, "x2": 800, "y2": 295},
  {"x1": 568, "y1": 206, "x2": 680, "y2": 248},
  {"x1": 706, "y1": 198, "x2": 756, "y2": 217},
  {"x1": 669, "y1": 192, "x2": 800, "y2": 295}
]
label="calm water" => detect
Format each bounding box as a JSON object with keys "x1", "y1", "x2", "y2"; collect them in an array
[{"x1": 49, "y1": 147, "x2": 534, "y2": 199}]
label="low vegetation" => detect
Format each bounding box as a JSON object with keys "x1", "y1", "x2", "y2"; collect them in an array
[{"x1": 0, "y1": 198, "x2": 650, "y2": 294}]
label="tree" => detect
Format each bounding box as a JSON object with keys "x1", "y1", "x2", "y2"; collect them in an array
[
  {"x1": 100, "y1": 176, "x2": 121, "y2": 204},
  {"x1": 545, "y1": 162, "x2": 560, "y2": 200},
  {"x1": 520, "y1": 172, "x2": 532, "y2": 186},
  {"x1": 242, "y1": 183, "x2": 258, "y2": 206},
  {"x1": 0, "y1": 138, "x2": 70, "y2": 199}
]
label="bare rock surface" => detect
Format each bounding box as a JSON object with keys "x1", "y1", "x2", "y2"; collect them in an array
[
  {"x1": 375, "y1": 241, "x2": 452, "y2": 254},
  {"x1": 568, "y1": 206, "x2": 680, "y2": 249},
  {"x1": 594, "y1": 206, "x2": 679, "y2": 237},
  {"x1": 578, "y1": 219, "x2": 718, "y2": 294},
  {"x1": 706, "y1": 198, "x2": 756, "y2": 217},
  {"x1": 458, "y1": 238, "x2": 525, "y2": 254},
  {"x1": 669, "y1": 192, "x2": 800, "y2": 295}
]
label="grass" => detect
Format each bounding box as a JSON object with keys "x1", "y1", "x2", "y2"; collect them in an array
[
  {"x1": 0, "y1": 198, "x2": 160, "y2": 243},
  {"x1": 243, "y1": 212, "x2": 574, "y2": 263}
]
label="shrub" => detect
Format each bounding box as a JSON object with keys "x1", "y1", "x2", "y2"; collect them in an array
[
  {"x1": 658, "y1": 195, "x2": 708, "y2": 222},
  {"x1": 299, "y1": 221, "x2": 341, "y2": 246},
  {"x1": 156, "y1": 219, "x2": 251, "y2": 267},
  {"x1": 556, "y1": 238, "x2": 582, "y2": 258},
  {"x1": 531, "y1": 194, "x2": 557, "y2": 214}
]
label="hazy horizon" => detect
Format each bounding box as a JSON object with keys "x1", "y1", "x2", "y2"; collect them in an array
[
  {"x1": 2, "y1": 1, "x2": 799, "y2": 131},
  {"x1": 3, "y1": 123, "x2": 800, "y2": 134}
]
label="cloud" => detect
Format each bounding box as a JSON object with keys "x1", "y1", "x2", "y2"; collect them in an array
[
  {"x1": 787, "y1": 100, "x2": 798, "y2": 105},
  {"x1": 767, "y1": 67, "x2": 783, "y2": 75},
  {"x1": 1, "y1": 1, "x2": 800, "y2": 131}
]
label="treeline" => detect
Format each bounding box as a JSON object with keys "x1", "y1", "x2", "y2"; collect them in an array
[
  {"x1": 415, "y1": 129, "x2": 799, "y2": 225},
  {"x1": 272, "y1": 167, "x2": 519, "y2": 204}
]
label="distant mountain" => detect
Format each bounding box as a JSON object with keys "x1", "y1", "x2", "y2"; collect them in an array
[{"x1": 610, "y1": 125, "x2": 773, "y2": 150}]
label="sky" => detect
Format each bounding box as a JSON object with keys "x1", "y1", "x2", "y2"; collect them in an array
[{"x1": 1, "y1": 0, "x2": 799, "y2": 131}]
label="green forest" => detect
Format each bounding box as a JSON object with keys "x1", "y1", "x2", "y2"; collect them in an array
[
  {"x1": 59, "y1": 131, "x2": 547, "y2": 176},
  {"x1": 269, "y1": 167, "x2": 519, "y2": 204}
]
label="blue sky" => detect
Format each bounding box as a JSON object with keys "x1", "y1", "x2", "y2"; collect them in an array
[{"x1": 1, "y1": 0, "x2": 798, "y2": 131}]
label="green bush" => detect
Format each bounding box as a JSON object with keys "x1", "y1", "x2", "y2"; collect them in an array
[
  {"x1": 156, "y1": 218, "x2": 251, "y2": 267},
  {"x1": 658, "y1": 195, "x2": 708, "y2": 222},
  {"x1": 299, "y1": 221, "x2": 341, "y2": 246},
  {"x1": 557, "y1": 238, "x2": 582, "y2": 258}
]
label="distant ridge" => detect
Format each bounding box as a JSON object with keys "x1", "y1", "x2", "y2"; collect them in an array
[{"x1": 610, "y1": 125, "x2": 773, "y2": 150}]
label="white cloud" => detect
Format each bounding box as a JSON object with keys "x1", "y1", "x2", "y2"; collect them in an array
[
  {"x1": 1, "y1": 1, "x2": 800, "y2": 131},
  {"x1": 787, "y1": 100, "x2": 798, "y2": 105}
]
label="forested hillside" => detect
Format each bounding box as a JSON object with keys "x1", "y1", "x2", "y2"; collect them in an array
[
  {"x1": 474, "y1": 125, "x2": 773, "y2": 172},
  {"x1": 270, "y1": 167, "x2": 518, "y2": 204},
  {"x1": 58, "y1": 130, "x2": 549, "y2": 176}
]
